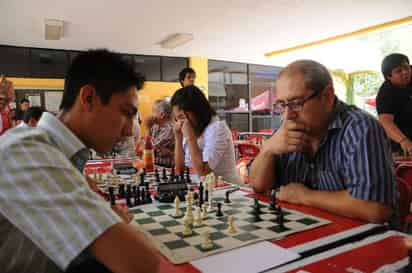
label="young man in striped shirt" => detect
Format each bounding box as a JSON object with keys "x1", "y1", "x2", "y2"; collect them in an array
[
  {"x1": 0, "y1": 49, "x2": 159, "y2": 273},
  {"x1": 250, "y1": 60, "x2": 397, "y2": 225}
]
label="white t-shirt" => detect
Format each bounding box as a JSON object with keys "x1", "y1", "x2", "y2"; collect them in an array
[{"x1": 183, "y1": 117, "x2": 242, "y2": 185}]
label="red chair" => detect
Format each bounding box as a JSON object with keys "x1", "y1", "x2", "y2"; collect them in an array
[
  {"x1": 237, "y1": 143, "x2": 260, "y2": 159},
  {"x1": 396, "y1": 164, "x2": 412, "y2": 186},
  {"x1": 245, "y1": 134, "x2": 264, "y2": 145},
  {"x1": 231, "y1": 130, "x2": 240, "y2": 141},
  {"x1": 397, "y1": 177, "x2": 412, "y2": 231}
]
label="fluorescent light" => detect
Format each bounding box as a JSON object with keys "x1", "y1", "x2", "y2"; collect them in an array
[{"x1": 159, "y1": 33, "x2": 193, "y2": 49}]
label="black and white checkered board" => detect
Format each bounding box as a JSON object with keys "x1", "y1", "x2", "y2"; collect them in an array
[{"x1": 131, "y1": 195, "x2": 331, "y2": 264}]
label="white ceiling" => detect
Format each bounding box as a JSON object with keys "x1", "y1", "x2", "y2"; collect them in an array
[{"x1": 1, "y1": 0, "x2": 411, "y2": 67}]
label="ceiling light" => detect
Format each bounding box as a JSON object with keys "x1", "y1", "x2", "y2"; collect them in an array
[
  {"x1": 45, "y1": 19, "x2": 64, "y2": 40},
  {"x1": 158, "y1": 33, "x2": 193, "y2": 49}
]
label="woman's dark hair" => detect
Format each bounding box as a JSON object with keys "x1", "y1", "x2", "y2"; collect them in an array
[
  {"x1": 381, "y1": 53, "x2": 410, "y2": 80},
  {"x1": 170, "y1": 85, "x2": 216, "y2": 136},
  {"x1": 60, "y1": 49, "x2": 145, "y2": 111}
]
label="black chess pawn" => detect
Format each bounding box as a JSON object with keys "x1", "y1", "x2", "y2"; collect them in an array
[
  {"x1": 126, "y1": 184, "x2": 132, "y2": 207},
  {"x1": 118, "y1": 184, "x2": 125, "y2": 198},
  {"x1": 199, "y1": 182, "x2": 204, "y2": 207},
  {"x1": 253, "y1": 198, "x2": 261, "y2": 214},
  {"x1": 205, "y1": 189, "x2": 209, "y2": 202},
  {"x1": 224, "y1": 190, "x2": 231, "y2": 204},
  {"x1": 134, "y1": 187, "x2": 141, "y2": 206},
  {"x1": 145, "y1": 188, "x2": 152, "y2": 203},
  {"x1": 108, "y1": 186, "x2": 115, "y2": 206},
  {"x1": 277, "y1": 207, "x2": 285, "y2": 228},
  {"x1": 216, "y1": 203, "x2": 224, "y2": 217},
  {"x1": 161, "y1": 168, "x2": 166, "y2": 180},
  {"x1": 143, "y1": 168, "x2": 146, "y2": 175},
  {"x1": 155, "y1": 169, "x2": 160, "y2": 182},
  {"x1": 269, "y1": 189, "x2": 277, "y2": 210},
  {"x1": 170, "y1": 166, "x2": 175, "y2": 179},
  {"x1": 140, "y1": 173, "x2": 145, "y2": 185},
  {"x1": 141, "y1": 188, "x2": 146, "y2": 204},
  {"x1": 180, "y1": 173, "x2": 185, "y2": 183},
  {"x1": 185, "y1": 167, "x2": 191, "y2": 183}
]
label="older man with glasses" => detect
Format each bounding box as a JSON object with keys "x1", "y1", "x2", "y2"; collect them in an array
[{"x1": 249, "y1": 60, "x2": 398, "y2": 227}]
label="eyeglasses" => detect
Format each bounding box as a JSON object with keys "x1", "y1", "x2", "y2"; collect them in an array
[{"x1": 274, "y1": 92, "x2": 319, "y2": 113}]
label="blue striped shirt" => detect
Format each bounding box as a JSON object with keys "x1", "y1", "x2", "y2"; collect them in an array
[{"x1": 275, "y1": 99, "x2": 398, "y2": 209}]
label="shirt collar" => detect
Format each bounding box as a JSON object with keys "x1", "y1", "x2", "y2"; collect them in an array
[
  {"x1": 37, "y1": 112, "x2": 87, "y2": 160},
  {"x1": 327, "y1": 98, "x2": 346, "y2": 131}
]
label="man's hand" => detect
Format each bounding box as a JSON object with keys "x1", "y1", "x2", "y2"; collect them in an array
[
  {"x1": 262, "y1": 111, "x2": 310, "y2": 155},
  {"x1": 277, "y1": 183, "x2": 310, "y2": 205},
  {"x1": 173, "y1": 118, "x2": 184, "y2": 138},
  {"x1": 111, "y1": 204, "x2": 134, "y2": 224},
  {"x1": 400, "y1": 138, "x2": 412, "y2": 156},
  {"x1": 181, "y1": 119, "x2": 197, "y2": 141}
]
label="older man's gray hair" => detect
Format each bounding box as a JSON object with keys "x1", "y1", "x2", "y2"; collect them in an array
[
  {"x1": 278, "y1": 60, "x2": 333, "y2": 95},
  {"x1": 154, "y1": 99, "x2": 172, "y2": 119}
]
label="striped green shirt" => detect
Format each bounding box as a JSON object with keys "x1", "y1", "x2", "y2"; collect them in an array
[{"x1": 0, "y1": 113, "x2": 122, "y2": 273}]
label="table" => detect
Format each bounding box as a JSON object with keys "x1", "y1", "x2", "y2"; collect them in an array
[{"x1": 84, "y1": 158, "x2": 409, "y2": 273}]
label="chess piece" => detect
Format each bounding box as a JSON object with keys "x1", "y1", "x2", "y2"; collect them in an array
[
  {"x1": 194, "y1": 207, "x2": 203, "y2": 227},
  {"x1": 174, "y1": 196, "x2": 183, "y2": 217},
  {"x1": 145, "y1": 189, "x2": 152, "y2": 203},
  {"x1": 140, "y1": 173, "x2": 145, "y2": 185},
  {"x1": 126, "y1": 184, "x2": 132, "y2": 207},
  {"x1": 118, "y1": 184, "x2": 125, "y2": 198},
  {"x1": 253, "y1": 198, "x2": 261, "y2": 214},
  {"x1": 269, "y1": 189, "x2": 277, "y2": 210},
  {"x1": 226, "y1": 216, "x2": 237, "y2": 234},
  {"x1": 182, "y1": 218, "x2": 192, "y2": 236},
  {"x1": 216, "y1": 203, "x2": 223, "y2": 217},
  {"x1": 184, "y1": 195, "x2": 194, "y2": 225},
  {"x1": 198, "y1": 182, "x2": 204, "y2": 207},
  {"x1": 207, "y1": 176, "x2": 214, "y2": 212},
  {"x1": 224, "y1": 190, "x2": 231, "y2": 204},
  {"x1": 277, "y1": 207, "x2": 285, "y2": 228},
  {"x1": 134, "y1": 186, "x2": 140, "y2": 206},
  {"x1": 108, "y1": 186, "x2": 115, "y2": 206},
  {"x1": 186, "y1": 167, "x2": 191, "y2": 183},
  {"x1": 201, "y1": 204, "x2": 208, "y2": 219},
  {"x1": 155, "y1": 169, "x2": 160, "y2": 182},
  {"x1": 201, "y1": 231, "x2": 213, "y2": 250},
  {"x1": 204, "y1": 189, "x2": 209, "y2": 202},
  {"x1": 162, "y1": 168, "x2": 167, "y2": 180}
]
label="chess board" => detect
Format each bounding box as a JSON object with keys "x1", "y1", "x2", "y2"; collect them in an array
[{"x1": 131, "y1": 195, "x2": 331, "y2": 264}]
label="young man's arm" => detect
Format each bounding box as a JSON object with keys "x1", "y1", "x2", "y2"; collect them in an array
[
  {"x1": 378, "y1": 113, "x2": 412, "y2": 155},
  {"x1": 89, "y1": 223, "x2": 160, "y2": 273}
]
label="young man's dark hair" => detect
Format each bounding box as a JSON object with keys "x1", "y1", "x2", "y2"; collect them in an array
[
  {"x1": 170, "y1": 85, "x2": 216, "y2": 136},
  {"x1": 60, "y1": 49, "x2": 145, "y2": 111},
  {"x1": 23, "y1": 106, "x2": 44, "y2": 124},
  {"x1": 381, "y1": 53, "x2": 410, "y2": 81},
  {"x1": 178, "y1": 67, "x2": 196, "y2": 87},
  {"x1": 19, "y1": 98, "x2": 29, "y2": 104}
]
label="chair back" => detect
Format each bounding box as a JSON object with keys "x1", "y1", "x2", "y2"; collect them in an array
[
  {"x1": 397, "y1": 177, "x2": 412, "y2": 229},
  {"x1": 237, "y1": 143, "x2": 260, "y2": 159}
]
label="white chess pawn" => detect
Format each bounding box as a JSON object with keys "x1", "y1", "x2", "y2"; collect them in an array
[
  {"x1": 201, "y1": 204, "x2": 208, "y2": 219},
  {"x1": 194, "y1": 207, "x2": 203, "y2": 227},
  {"x1": 226, "y1": 216, "x2": 237, "y2": 234},
  {"x1": 201, "y1": 231, "x2": 213, "y2": 250},
  {"x1": 174, "y1": 196, "x2": 183, "y2": 217},
  {"x1": 184, "y1": 197, "x2": 193, "y2": 225},
  {"x1": 182, "y1": 218, "x2": 192, "y2": 236}
]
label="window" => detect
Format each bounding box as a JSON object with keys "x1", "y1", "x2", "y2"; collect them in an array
[
  {"x1": 31, "y1": 49, "x2": 69, "y2": 78},
  {"x1": 161, "y1": 57, "x2": 188, "y2": 82},
  {"x1": 134, "y1": 56, "x2": 161, "y2": 81},
  {"x1": 0, "y1": 46, "x2": 30, "y2": 77}
]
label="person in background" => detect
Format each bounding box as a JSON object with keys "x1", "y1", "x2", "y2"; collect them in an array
[
  {"x1": 0, "y1": 49, "x2": 159, "y2": 273},
  {"x1": 376, "y1": 53, "x2": 412, "y2": 156},
  {"x1": 144, "y1": 99, "x2": 174, "y2": 167},
  {"x1": 249, "y1": 60, "x2": 397, "y2": 226},
  {"x1": 17, "y1": 106, "x2": 44, "y2": 128},
  {"x1": 13, "y1": 98, "x2": 30, "y2": 126},
  {"x1": 0, "y1": 76, "x2": 14, "y2": 135},
  {"x1": 172, "y1": 85, "x2": 242, "y2": 184},
  {"x1": 179, "y1": 67, "x2": 196, "y2": 87}
]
